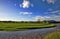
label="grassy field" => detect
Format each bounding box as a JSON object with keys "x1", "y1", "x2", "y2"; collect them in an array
[
  {"x1": 0, "y1": 22, "x2": 55, "y2": 31},
  {"x1": 44, "y1": 31, "x2": 60, "y2": 39}
]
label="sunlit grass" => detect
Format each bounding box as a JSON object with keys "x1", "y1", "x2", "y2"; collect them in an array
[
  {"x1": 44, "y1": 31, "x2": 60, "y2": 39},
  {"x1": 0, "y1": 22, "x2": 55, "y2": 31}
]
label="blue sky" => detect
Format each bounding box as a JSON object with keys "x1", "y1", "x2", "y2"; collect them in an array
[{"x1": 0, "y1": 0, "x2": 60, "y2": 21}]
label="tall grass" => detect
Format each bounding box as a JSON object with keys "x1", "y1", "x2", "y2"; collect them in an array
[{"x1": 44, "y1": 31, "x2": 60, "y2": 39}]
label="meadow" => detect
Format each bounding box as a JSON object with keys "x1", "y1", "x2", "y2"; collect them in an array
[
  {"x1": 0, "y1": 21, "x2": 55, "y2": 31},
  {"x1": 44, "y1": 31, "x2": 60, "y2": 39}
]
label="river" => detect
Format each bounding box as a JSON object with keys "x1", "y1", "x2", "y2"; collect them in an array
[{"x1": 0, "y1": 24, "x2": 60, "y2": 39}]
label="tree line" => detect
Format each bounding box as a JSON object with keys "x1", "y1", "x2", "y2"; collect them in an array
[{"x1": 0, "y1": 20, "x2": 60, "y2": 23}]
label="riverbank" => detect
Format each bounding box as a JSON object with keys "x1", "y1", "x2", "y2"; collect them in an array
[
  {"x1": 44, "y1": 31, "x2": 60, "y2": 39},
  {"x1": 0, "y1": 22, "x2": 55, "y2": 31},
  {"x1": 0, "y1": 24, "x2": 59, "y2": 39}
]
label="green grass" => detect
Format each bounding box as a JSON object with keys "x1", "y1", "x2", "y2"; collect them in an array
[
  {"x1": 44, "y1": 31, "x2": 60, "y2": 39},
  {"x1": 0, "y1": 22, "x2": 55, "y2": 31}
]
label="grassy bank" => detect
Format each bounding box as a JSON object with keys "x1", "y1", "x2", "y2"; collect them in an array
[
  {"x1": 44, "y1": 31, "x2": 60, "y2": 39},
  {"x1": 0, "y1": 22, "x2": 55, "y2": 31}
]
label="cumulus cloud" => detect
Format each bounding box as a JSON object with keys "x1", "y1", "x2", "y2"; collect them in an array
[
  {"x1": 19, "y1": 12, "x2": 32, "y2": 15},
  {"x1": 20, "y1": 0, "x2": 33, "y2": 8},
  {"x1": 34, "y1": 16, "x2": 50, "y2": 21},
  {"x1": 34, "y1": 15, "x2": 60, "y2": 21},
  {"x1": 42, "y1": 0, "x2": 56, "y2": 4},
  {"x1": 50, "y1": 16, "x2": 60, "y2": 21},
  {"x1": 34, "y1": 16, "x2": 43, "y2": 21}
]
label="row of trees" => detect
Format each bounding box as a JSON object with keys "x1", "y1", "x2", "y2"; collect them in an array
[
  {"x1": 0, "y1": 20, "x2": 60, "y2": 23},
  {"x1": 0, "y1": 21, "x2": 49, "y2": 23}
]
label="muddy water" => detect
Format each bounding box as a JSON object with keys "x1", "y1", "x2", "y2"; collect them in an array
[{"x1": 0, "y1": 24, "x2": 59, "y2": 39}]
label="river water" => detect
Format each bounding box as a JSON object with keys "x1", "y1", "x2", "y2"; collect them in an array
[{"x1": 0, "y1": 24, "x2": 60, "y2": 39}]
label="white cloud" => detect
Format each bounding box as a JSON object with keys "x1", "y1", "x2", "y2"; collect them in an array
[
  {"x1": 34, "y1": 15, "x2": 60, "y2": 21},
  {"x1": 19, "y1": 12, "x2": 32, "y2": 15},
  {"x1": 20, "y1": 0, "x2": 33, "y2": 8},
  {"x1": 34, "y1": 16, "x2": 46, "y2": 21},
  {"x1": 51, "y1": 10, "x2": 60, "y2": 14},
  {"x1": 48, "y1": 10, "x2": 60, "y2": 15},
  {"x1": 44, "y1": 10, "x2": 60, "y2": 15},
  {"x1": 43, "y1": 9, "x2": 60, "y2": 21},
  {"x1": 42, "y1": 0, "x2": 45, "y2": 2},
  {"x1": 50, "y1": 10, "x2": 59, "y2": 13},
  {"x1": 0, "y1": 13, "x2": 21, "y2": 21},
  {"x1": 0, "y1": 17, "x2": 22, "y2": 21},
  {"x1": 42, "y1": 0, "x2": 56, "y2": 4},
  {"x1": 50, "y1": 16, "x2": 60, "y2": 21},
  {"x1": 44, "y1": 16, "x2": 50, "y2": 18},
  {"x1": 14, "y1": 4, "x2": 17, "y2": 6},
  {"x1": 47, "y1": 0, "x2": 56, "y2": 4},
  {"x1": 48, "y1": 8, "x2": 53, "y2": 11}
]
